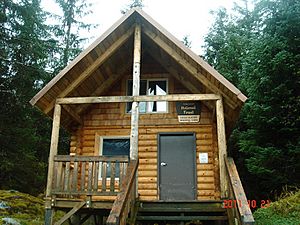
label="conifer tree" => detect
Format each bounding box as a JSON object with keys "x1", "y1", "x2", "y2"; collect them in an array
[
  {"x1": 52, "y1": 0, "x2": 96, "y2": 71},
  {"x1": 0, "y1": 0, "x2": 97, "y2": 195},
  {"x1": 203, "y1": 0, "x2": 300, "y2": 197},
  {"x1": 182, "y1": 35, "x2": 192, "y2": 48},
  {"x1": 0, "y1": 0, "x2": 53, "y2": 194},
  {"x1": 121, "y1": 0, "x2": 144, "y2": 14}
]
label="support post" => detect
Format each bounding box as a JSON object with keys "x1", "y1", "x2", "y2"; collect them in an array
[
  {"x1": 45, "y1": 104, "x2": 61, "y2": 225},
  {"x1": 216, "y1": 98, "x2": 228, "y2": 198},
  {"x1": 130, "y1": 23, "x2": 141, "y2": 160}
]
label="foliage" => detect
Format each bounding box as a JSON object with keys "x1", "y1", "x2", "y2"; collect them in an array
[
  {"x1": 254, "y1": 189, "x2": 300, "y2": 225},
  {"x1": 182, "y1": 35, "x2": 192, "y2": 48},
  {"x1": 272, "y1": 187, "x2": 300, "y2": 215},
  {"x1": 0, "y1": 0, "x2": 95, "y2": 195},
  {"x1": 0, "y1": 0, "x2": 53, "y2": 195},
  {"x1": 52, "y1": 0, "x2": 97, "y2": 71},
  {"x1": 203, "y1": 0, "x2": 300, "y2": 198},
  {"x1": 0, "y1": 190, "x2": 65, "y2": 225},
  {"x1": 0, "y1": 190, "x2": 44, "y2": 224},
  {"x1": 121, "y1": 0, "x2": 144, "y2": 14}
]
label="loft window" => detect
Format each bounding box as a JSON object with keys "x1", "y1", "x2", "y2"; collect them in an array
[
  {"x1": 126, "y1": 79, "x2": 168, "y2": 113},
  {"x1": 100, "y1": 138, "x2": 130, "y2": 178}
]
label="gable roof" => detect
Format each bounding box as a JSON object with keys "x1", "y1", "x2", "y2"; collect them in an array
[{"x1": 30, "y1": 8, "x2": 247, "y2": 131}]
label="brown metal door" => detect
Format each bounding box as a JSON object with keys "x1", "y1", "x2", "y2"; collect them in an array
[{"x1": 158, "y1": 133, "x2": 196, "y2": 200}]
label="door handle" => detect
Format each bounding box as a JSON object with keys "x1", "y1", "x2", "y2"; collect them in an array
[{"x1": 160, "y1": 162, "x2": 167, "y2": 166}]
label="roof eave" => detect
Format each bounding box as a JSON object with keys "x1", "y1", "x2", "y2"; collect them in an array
[
  {"x1": 29, "y1": 8, "x2": 138, "y2": 107},
  {"x1": 135, "y1": 8, "x2": 247, "y2": 105}
]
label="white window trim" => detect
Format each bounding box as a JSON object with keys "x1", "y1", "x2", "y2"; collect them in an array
[
  {"x1": 126, "y1": 78, "x2": 169, "y2": 114},
  {"x1": 98, "y1": 136, "x2": 130, "y2": 180}
]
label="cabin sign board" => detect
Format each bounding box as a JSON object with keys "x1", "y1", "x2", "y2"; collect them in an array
[{"x1": 176, "y1": 102, "x2": 201, "y2": 122}]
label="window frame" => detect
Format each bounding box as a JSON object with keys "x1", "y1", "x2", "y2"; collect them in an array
[{"x1": 126, "y1": 78, "x2": 169, "y2": 114}]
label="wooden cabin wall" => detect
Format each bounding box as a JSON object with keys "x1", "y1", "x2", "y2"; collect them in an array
[{"x1": 69, "y1": 73, "x2": 220, "y2": 201}]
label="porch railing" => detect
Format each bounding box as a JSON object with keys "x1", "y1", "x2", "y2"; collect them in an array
[
  {"x1": 107, "y1": 159, "x2": 139, "y2": 225},
  {"x1": 51, "y1": 155, "x2": 129, "y2": 197},
  {"x1": 225, "y1": 157, "x2": 255, "y2": 225}
]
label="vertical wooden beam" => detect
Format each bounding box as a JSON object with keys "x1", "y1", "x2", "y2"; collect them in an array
[
  {"x1": 216, "y1": 98, "x2": 228, "y2": 198},
  {"x1": 46, "y1": 104, "x2": 62, "y2": 197},
  {"x1": 45, "y1": 104, "x2": 61, "y2": 225},
  {"x1": 130, "y1": 23, "x2": 141, "y2": 160}
]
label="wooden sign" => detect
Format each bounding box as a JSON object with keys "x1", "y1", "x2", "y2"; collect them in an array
[
  {"x1": 176, "y1": 102, "x2": 201, "y2": 123},
  {"x1": 176, "y1": 102, "x2": 201, "y2": 115},
  {"x1": 178, "y1": 115, "x2": 200, "y2": 123}
]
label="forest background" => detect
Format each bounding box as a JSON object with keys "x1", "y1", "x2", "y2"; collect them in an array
[{"x1": 0, "y1": 0, "x2": 299, "y2": 203}]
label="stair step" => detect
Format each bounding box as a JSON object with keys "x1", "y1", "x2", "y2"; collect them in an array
[
  {"x1": 138, "y1": 207, "x2": 225, "y2": 212},
  {"x1": 138, "y1": 201, "x2": 225, "y2": 213},
  {"x1": 137, "y1": 215, "x2": 228, "y2": 221},
  {"x1": 136, "y1": 201, "x2": 228, "y2": 223}
]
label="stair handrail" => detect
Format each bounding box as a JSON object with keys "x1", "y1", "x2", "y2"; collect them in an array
[
  {"x1": 107, "y1": 159, "x2": 139, "y2": 225},
  {"x1": 225, "y1": 157, "x2": 255, "y2": 225}
]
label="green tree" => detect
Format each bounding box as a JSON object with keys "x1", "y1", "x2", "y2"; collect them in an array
[
  {"x1": 203, "y1": 0, "x2": 300, "y2": 198},
  {"x1": 238, "y1": 0, "x2": 300, "y2": 195},
  {"x1": 0, "y1": 0, "x2": 53, "y2": 194},
  {"x1": 0, "y1": 0, "x2": 97, "y2": 195},
  {"x1": 121, "y1": 0, "x2": 144, "y2": 14},
  {"x1": 52, "y1": 0, "x2": 96, "y2": 71},
  {"x1": 204, "y1": 3, "x2": 253, "y2": 87},
  {"x1": 182, "y1": 35, "x2": 192, "y2": 48}
]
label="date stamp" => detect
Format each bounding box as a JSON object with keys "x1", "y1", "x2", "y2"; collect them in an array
[{"x1": 223, "y1": 199, "x2": 271, "y2": 209}]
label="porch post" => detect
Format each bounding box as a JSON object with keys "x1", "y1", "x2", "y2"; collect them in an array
[
  {"x1": 45, "y1": 103, "x2": 61, "y2": 225},
  {"x1": 130, "y1": 23, "x2": 141, "y2": 160},
  {"x1": 216, "y1": 98, "x2": 228, "y2": 198}
]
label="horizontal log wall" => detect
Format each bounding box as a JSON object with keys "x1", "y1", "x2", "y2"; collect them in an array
[{"x1": 69, "y1": 74, "x2": 220, "y2": 201}]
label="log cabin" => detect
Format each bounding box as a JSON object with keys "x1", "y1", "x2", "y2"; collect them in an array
[{"x1": 30, "y1": 8, "x2": 254, "y2": 225}]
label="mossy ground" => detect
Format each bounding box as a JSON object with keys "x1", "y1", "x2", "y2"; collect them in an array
[
  {"x1": 254, "y1": 189, "x2": 300, "y2": 225},
  {"x1": 0, "y1": 190, "x2": 67, "y2": 225},
  {"x1": 0, "y1": 190, "x2": 44, "y2": 224},
  {"x1": 1, "y1": 189, "x2": 299, "y2": 225}
]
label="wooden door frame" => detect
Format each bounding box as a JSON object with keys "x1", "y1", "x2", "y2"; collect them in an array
[{"x1": 157, "y1": 132, "x2": 197, "y2": 200}]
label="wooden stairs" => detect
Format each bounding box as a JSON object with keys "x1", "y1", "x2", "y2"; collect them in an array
[
  {"x1": 105, "y1": 157, "x2": 255, "y2": 225},
  {"x1": 135, "y1": 201, "x2": 228, "y2": 224}
]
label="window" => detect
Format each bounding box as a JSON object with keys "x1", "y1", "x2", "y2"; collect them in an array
[
  {"x1": 126, "y1": 79, "x2": 168, "y2": 113},
  {"x1": 100, "y1": 137, "x2": 130, "y2": 178}
]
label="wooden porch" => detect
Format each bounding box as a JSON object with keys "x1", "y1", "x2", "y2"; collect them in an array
[
  {"x1": 45, "y1": 154, "x2": 254, "y2": 224},
  {"x1": 46, "y1": 155, "x2": 138, "y2": 224}
]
